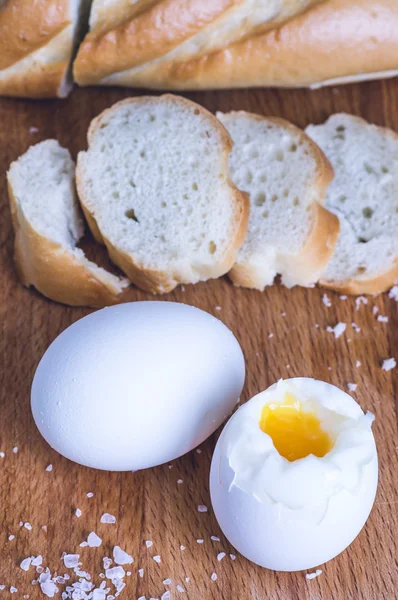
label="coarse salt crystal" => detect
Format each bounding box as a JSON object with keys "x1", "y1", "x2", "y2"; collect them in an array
[
  {"x1": 326, "y1": 323, "x2": 346, "y2": 338},
  {"x1": 87, "y1": 532, "x2": 102, "y2": 547},
  {"x1": 13, "y1": 447, "x2": 18, "y2": 454},
  {"x1": 161, "y1": 593, "x2": 171, "y2": 600},
  {"x1": 196, "y1": 449, "x2": 202, "y2": 454},
  {"x1": 153, "y1": 555, "x2": 161, "y2": 563},
  {"x1": 79, "y1": 541, "x2": 88, "y2": 547},
  {"x1": 145, "y1": 540, "x2": 153, "y2": 548},
  {"x1": 0, "y1": 452, "x2": 4, "y2": 458},
  {"x1": 24, "y1": 523, "x2": 32, "y2": 531},
  {"x1": 185, "y1": 577, "x2": 190, "y2": 583},
  {"x1": 138, "y1": 569, "x2": 144, "y2": 578},
  {"x1": 211, "y1": 536, "x2": 220, "y2": 542},
  {"x1": 230, "y1": 554, "x2": 236, "y2": 560},
  {"x1": 180, "y1": 546, "x2": 185, "y2": 551},
  {"x1": 162, "y1": 579, "x2": 172, "y2": 585},
  {"x1": 177, "y1": 479, "x2": 183, "y2": 484},
  {"x1": 268, "y1": 333, "x2": 274, "y2": 339},
  {"x1": 100, "y1": 513, "x2": 116, "y2": 524},
  {"x1": 20, "y1": 558, "x2": 32, "y2": 571},
  {"x1": 217, "y1": 552, "x2": 226, "y2": 561},
  {"x1": 196, "y1": 539, "x2": 204, "y2": 544},
  {"x1": 382, "y1": 358, "x2": 396, "y2": 371},
  {"x1": 29, "y1": 127, "x2": 39, "y2": 134},
  {"x1": 177, "y1": 585, "x2": 184, "y2": 593},
  {"x1": 103, "y1": 557, "x2": 112, "y2": 570},
  {"x1": 211, "y1": 573, "x2": 217, "y2": 581},
  {"x1": 113, "y1": 546, "x2": 133, "y2": 565},
  {"x1": 347, "y1": 383, "x2": 357, "y2": 392},
  {"x1": 340, "y1": 295, "x2": 347, "y2": 300},
  {"x1": 105, "y1": 566, "x2": 125, "y2": 580},
  {"x1": 377, "y1": 315, "x2": 388, "y2": 323},
  {"x1": 356, "y1": 360, "x2": 361, "y2": 367},
  {"x1": 197, "y1": 505, "x2": 208, "y2": 512},
  {"x1": 41, "y1": 525, "x2": 47, "y2": 533},
  {"x1": 75, "y1": 509, "x2": 82, "y2": 518},
  {"x1": 87, "y1": 492, "x2": 94, "y2": 498},
  {"x1": 8, "y1": 535, "x2": 15, "y2": 541},
  {"x1": 45, "y1": 464, "x2": 53, "y2": 472},
  {"x1": 0, "y1": 585, "x2": 5, "y2": 590},
  {"x1": 40, "y1": 581, "x2": 57, "y2": 598},
  {"x1": 10, "y1": 587, "x2": 18, "y2": 594},
  {"x1": 373, "y1": 306, "x2": 379, "y2": 315},
  {"x1": 306, "y1": 569, "x2": 323, "y2": 580},
  {"x1": 215, "y1": 306, "x2": 221, "y2": 311},
  {"x1": 63, "y1": 554, "x2": 79, "y2": 568},
  {"x1": 322, "y1": 294, "x2": 331, "y2": 307}
]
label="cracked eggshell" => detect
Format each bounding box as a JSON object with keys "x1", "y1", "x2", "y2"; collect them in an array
[
  {"x1": 31, "y1": 302, "x2": 245, "y2": 471},
  {"x1": 210, "y1": 378, "x2": 378, "y2": 572}
]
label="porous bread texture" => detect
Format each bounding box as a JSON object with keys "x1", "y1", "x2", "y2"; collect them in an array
[
  {"x1": 306, "y1": 114, "x2": 398, "y2": 294},
  {"x1": 7, "y1": 139, "x2": 128, "y2": 307},
  {"x1": 76, "y1": 95, "x2": 249, "y2": 294},
  {"x1": 218, "y1": 111, "x2": 337, "y2": 289}
]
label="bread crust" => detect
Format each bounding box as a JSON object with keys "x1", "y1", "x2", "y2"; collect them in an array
[
  {"x1": 0, "y1": 0, "x2": 84, "y2": 98},
  {"x1": 74, "y1": 0, "x2": 321, "y2": 86},
  {"x1": 8, "y1": 164, "x2": 128, "y2": 308},
  {"x1": 76, "y1": 94, "x2": 249, "y2": 294},
  {"x1": 225, "y1": 112, "x2": 338, "y2": 289},
  {"x1": 86, "y1": 0, "x2": 398, "y2": 90}
]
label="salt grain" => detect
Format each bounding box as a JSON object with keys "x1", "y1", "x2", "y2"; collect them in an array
[
  {"x1": 24, "y1": 523, "x2": 32, "y2": 531},
  {"x1": 306, "y1": 569, "x2": 323, "y2": 580},
  {"x1": 211, "y1": 536, "x2": 220, "y2": 542},
  {"x1": 177, "y1": 479, "x2": 183, "y2": 484},
  {"x1": 113, "y1": 546, "x2": 133, "y2": 565},
  {"x1": 103, "y1": 558, "x2": 112, "y2": 570},
  {"x1": 196, "y1": 539, "x2": 204, "y2": 544},
  {"x1": 197, "y1": 505, "x2": 208, "y2": 513},
  {"x1": 377, "y1": 315, "x2": 388, "y2": 323},
  {"x1": 347, "y1": 383, "x2": 357, "y2": 392},
  {"x1": 161, "y1": 593, "x2": 171, "y2": 600},
  {"x1": 105, "y1": 566, "x2": 125, "y2": 580},
  {"x1": 100, "y1": 513, "x2": 116, "y2": 524},
  {"x1": 268, "y1": 333, "x2": 274, "y2": 339},
  {"x1": 29, "y1": 127, "x2": 39, "y2": 134},
  {"x1": 180, "y1": 546, "x2": 185, "y2": 551},
  {"x1": 177, "y1": 585, "x2": 185, "y2": 593},
  {"x1": 153, "y1": 556, "x2": 161, "y2": 563},
  {"x1": 0, "y1": 452, "x2": 4, "y2": 458},
  {"x1": 10, "y1": 587, "x2": 18, "y2": 594},
  {"x1": 75, "y1": 509, "x2": 82, "y2": 518},
  {"x1": 230, "y1": 554, "x2": 236, "y2": 560},
  {"x1": 138, "y1": 569, "x2": 144, "y2": 578},
  {"x1": 63, "y1": 554, "x2": 79, "y2": 569},
  {"x1": 145, "y1": 540, "x2": 153, "y2": 548},
  {"x1": 40, "y1": 580, "x2": 57, "y2": 598},
  {"x1": 217, "y1": 552, "x2": 226, "y2": 561},
  {"x1": 87, "y1": 532, "x2": 102, "y2": 547},
  {"x1": 87, "y1": 492, "x2": 94, "y2": 498},
  {"x1": 356, "y1": 360, "x2": 361, "y2": 367},
  {"x1": 382, "y1": 358, "x2": 396, "y2": 371},
  {"x1": 13, "y1": 447, "x2": 18, "y2": 454},
  {"x1": 20, "y1": 558, "x2": 32, "y2": 571},
  {"x1": 215, "y1": 306, "x2": 221, "y2": 311},
  {"x1": 211, "y1": 573, "x2": 217, "y2": 581},
  {"x1": 8, "y1": 535, "x2": 15, "y2": 541},
  {"x1": 340, "y1": 295, "x2": 347, "y2": 300},
  {"x1": 45, "y1": 464, "x2": 53, "y2": 472},
  {"x1": 162, "y1": 579, "x2": 172, "y2": 585},
  {"x1": 92, "y1": 590, "x2": 106, "y2": 600}
]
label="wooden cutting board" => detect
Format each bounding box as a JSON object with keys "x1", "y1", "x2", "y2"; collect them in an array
[{"x1": 0, "y1": 82, "x2": 397, "y2": 600}]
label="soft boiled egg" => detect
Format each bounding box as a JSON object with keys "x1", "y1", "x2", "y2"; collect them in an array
[
  {"x1": 210, "y1": 378, "x2": 378, "y2": 571},
  {"x1": 31, "y1": 302, "x2": 245, "y2": 471}
]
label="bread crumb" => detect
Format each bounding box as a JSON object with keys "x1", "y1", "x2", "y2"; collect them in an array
[
  {"x1": 162, "y1": 579, "x2": 172, "y2": 585},
  {"x1": 377, "y1": 315, "x2": 388, "y2": 323},
  {"x1": 196, "y1": 539, "x2": 204, "y2": 544},
  {"x1": 326, "y1": 323, "x2": 346, "y2": 338},
  {"x1": 322, "y1": 294, "x2": 331, "y2": 307},
  {"x1": 389, "y1": 286, "x2": 398, "y2": 300},
  {"x1": 306, "y1": 569, "x2": 322, "y2": 580},
  {"x1": 382, "y1": 358, "x2": 396, "y2": 371}
]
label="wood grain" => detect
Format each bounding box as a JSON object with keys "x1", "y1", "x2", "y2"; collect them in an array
[{"x1": 0, "y1": 80, "x2": 397, "y2": 600}]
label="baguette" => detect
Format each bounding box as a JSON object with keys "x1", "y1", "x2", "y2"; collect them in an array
[
  {"x1": 74, "y1": 0, "x2": 322, "y2": 86},
  {"x1": 74, "y1": 0, "x2": 398, "y2": 90},
  {"x1": 218, "y1": 111, "x2": 338, "y2": 289},
  {"x1": 7, "y1": 140, "x2": 129, "y2": 307},
  {"x1": 306, "y1": 114, "x2": 398, "y2": 295},
  {"x1": 0, "y1": 0, "x2": 92, "y2": 98},
  {"x1": 76, "y1": 94, "x2": 249, "y2": 294}
]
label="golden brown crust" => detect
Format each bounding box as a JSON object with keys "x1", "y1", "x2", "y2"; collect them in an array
[
  {"x1": 99, "y1": 0, "x2": 398, "y2": 90},
  {"x1": 0, "y1": 55, "x2": 69, "y2": 99},
  {"x1": 76, "y1": 94, "x2": 249, "y2": 294},
  {"x1": 0, "y1": 0, "x2": 69, "y2": 71},
  {"x1": 319, "y1": 263, "x2": 398, "y2": 296},
  {"x1": 8, "y1": 174, "x2": 127, "y2": 308},
  {"x1": 226, "y1": 112, "x2": 338, "y2": 289}
]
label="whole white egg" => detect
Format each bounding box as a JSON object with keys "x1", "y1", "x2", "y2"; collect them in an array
[
  {"x1": 210, "y1": 378, "x2": 378, "y2": 571},
  {"x1": 31, "y1": 302, "x2": 245, "y2": 471}
]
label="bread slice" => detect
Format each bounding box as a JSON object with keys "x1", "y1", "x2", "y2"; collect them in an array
[
  {"x1": 306, "y1": 114, "x2": 398, "y2": 295},
  {"x1": 76, "y1": 95, "x2": 249, "y2": 294},
  {"x1": 7, "y1": 140, "x2": 128, "y2": 307},
  {"x1": 216, "y1": 111, "x2": 338, "y2": 289},
  {"x1": 0, "y1": 0, "x2": 92, "y2": 98}
]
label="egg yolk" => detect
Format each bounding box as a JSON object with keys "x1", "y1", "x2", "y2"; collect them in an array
[{"x1": 259, "y1": 393, "x2": 332, "y2": 462}]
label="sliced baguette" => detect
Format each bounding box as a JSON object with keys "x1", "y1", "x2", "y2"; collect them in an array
[
  {"x1": 7, "y1": 140, "x2": 128, "y2": 307},
  {"x1": 217, "y1": 111, "x2": 338, "y2": 289},
  {"x1": 76, "y1": 94, "x2": 249, "y2": 294},
  {"x1": 306, "y1": 114, "x2": 398, "y2": 295}
]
